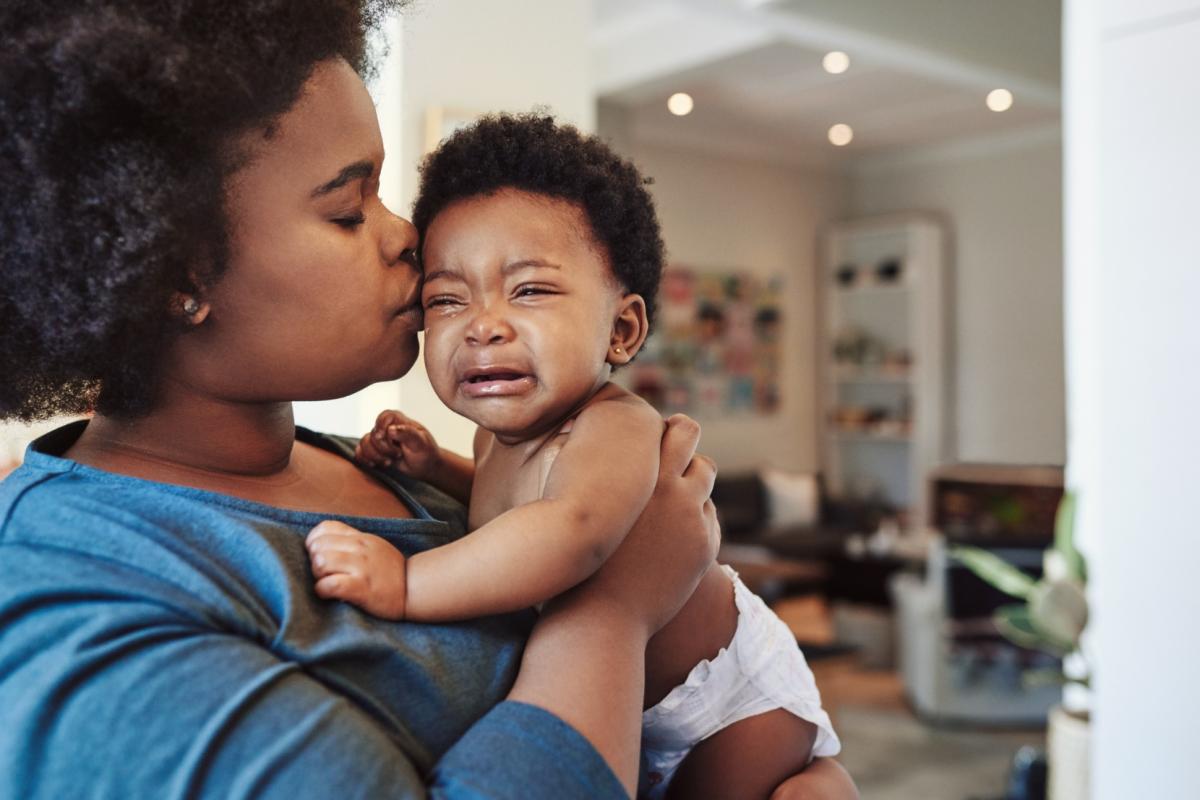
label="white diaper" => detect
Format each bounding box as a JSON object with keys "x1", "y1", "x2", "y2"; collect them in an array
[{"x1": 639, "y1": 565, "x2": 841, "y2": 799}]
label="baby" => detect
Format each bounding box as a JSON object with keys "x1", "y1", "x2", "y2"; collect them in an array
[{"x1": 306, "y1": 114, "x2": 839, "y2": 799}]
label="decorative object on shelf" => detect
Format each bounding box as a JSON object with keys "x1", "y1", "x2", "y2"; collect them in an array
[
  {"x1": 628, "y1": 266, "x2": 783, "y2": 416},
  {"x1": 835, "y1": 264, "x2": 858, "y2": 287},
  {"x1": 874, "y1": 257, "x2": 904, "y2": 285},
  {"x1": 831, "y1": 327, "x2": 893, "y2": 367}
]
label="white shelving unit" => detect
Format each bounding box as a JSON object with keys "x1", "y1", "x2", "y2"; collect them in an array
[{"x1": 819, "y1": 215, "x2": 951, "y2": 531}]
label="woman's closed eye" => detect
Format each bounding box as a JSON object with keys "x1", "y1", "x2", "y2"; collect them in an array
[{"x1": 332, "y1": 211, "x2": 366, "y2": 229}]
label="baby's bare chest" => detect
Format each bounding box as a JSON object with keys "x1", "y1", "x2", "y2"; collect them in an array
[{"x1": 467, "y1": 437, "x2": 567, "y2": 531}]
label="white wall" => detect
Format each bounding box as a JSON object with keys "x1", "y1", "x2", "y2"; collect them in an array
[
  {"x1": 1066, "y1": 0, "x2": 1200, "y2": 796},
  {"x1": 296, "y1": 0, "x2": 596, "y2": 452},
  {"x1": 604, "y1": 137, "x2": 846, "y2": 473},
  {"x1": 848, "y1": 135, "x2": 1067, "y2": 466}
]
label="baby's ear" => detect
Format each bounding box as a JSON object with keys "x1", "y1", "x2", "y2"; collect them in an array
[{"x1": 607, "y1": 293, "x2": 649, "y2": 366}]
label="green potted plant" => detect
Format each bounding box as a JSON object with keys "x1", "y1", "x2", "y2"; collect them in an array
[{"x1": 951, "y1": 493, "x2": 1090, "y2": 800}]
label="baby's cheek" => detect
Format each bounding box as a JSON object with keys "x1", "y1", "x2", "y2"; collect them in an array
[{"x1": 421, "y1": 330, "x2": 457, "y2": 392}]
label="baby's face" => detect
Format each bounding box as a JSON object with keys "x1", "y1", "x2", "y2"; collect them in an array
[{"x1": 420, "y1": 188, "x2": 625, "y2": 443}]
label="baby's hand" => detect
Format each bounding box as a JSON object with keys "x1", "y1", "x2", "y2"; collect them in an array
[
  {"x1": 356, "y1": 409, "x2": 442, "y2": 481},
  {"x1": 306, "y1": 520, "x2": 408, "y2": 620}
]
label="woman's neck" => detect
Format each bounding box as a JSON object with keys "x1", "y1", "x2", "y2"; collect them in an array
[{"x1": 71, "y1": 391, "x2": 298, "y2": 480}]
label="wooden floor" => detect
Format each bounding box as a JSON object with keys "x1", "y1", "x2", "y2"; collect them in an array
[{"x1": 771, "y1": 594, "x2": 1045, "y2": 800}]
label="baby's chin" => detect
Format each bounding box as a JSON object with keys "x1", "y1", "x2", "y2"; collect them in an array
[{"x1": 447, "y1": 396, "x2": 574, "y2": 443}]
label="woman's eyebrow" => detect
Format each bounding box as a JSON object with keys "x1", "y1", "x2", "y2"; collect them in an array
[{"x1": 310, "y1": 160, "x2": 374, "y2": 198}]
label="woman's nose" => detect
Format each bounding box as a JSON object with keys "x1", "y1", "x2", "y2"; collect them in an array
[
  {"x1": 466, "y1": 306, "x2": 515, "y2": 346},
  {"x1": 379, "y1": 204, "x2": 420, "y2": 271}
]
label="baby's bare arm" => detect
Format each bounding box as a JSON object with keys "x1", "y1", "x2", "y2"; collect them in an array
[{"x1": 404, "y1": 395, "x2": 663, "y2": 622}]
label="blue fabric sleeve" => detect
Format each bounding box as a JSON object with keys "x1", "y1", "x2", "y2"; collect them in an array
[
  {"x1": 433, "y1": 701, "x2": 628, "y2": 799},
  {"x1": 0, "y1": 542, "x2": 626, "y2": 800}
]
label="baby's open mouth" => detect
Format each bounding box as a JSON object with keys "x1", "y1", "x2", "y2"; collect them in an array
[
  {"x1": 466, "y1": 371, "x2": 526, "y2": 383},
  {"x1": 460, "y1": 368, "x2": 536, "y2": 397}
]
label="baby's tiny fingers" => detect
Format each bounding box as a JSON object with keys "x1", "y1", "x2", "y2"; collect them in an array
[
  {"x1": 315, "y1": 573, "x2": 365, "y2": 604},
  {"x1": 305, "y1": 519, "x2": 365, "y2": 549},
  {"x1": 310, "y1": 547, "x2": 359, "y2": 579}
]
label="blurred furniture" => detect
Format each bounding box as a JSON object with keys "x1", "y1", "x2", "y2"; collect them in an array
[
  {"x1": 893, "y1": 463, "x2": 1065, "y2": 725},
  {"x1": 820, "y1": 215, "x2": 950, "y2": 531},
  {"x1": 713, "y1": 468, "x2": 924, "y2": 669}
]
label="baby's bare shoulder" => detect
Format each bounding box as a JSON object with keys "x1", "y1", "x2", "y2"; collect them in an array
[{"x1": 576, "y1": 384, "x2": 662, "y2": 432}]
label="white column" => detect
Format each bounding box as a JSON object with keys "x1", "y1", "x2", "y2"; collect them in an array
[{"x1": 1065, "y1": 0, "x2": 1200, "y2": 796}]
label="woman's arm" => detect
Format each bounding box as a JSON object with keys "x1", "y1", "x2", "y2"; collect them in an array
[
  {"x1": 509, "y1": 414, "x2": 720, "y2": 794},
  {"x1": 0, "y1": 545, "x2": 623, "y2": 799}
]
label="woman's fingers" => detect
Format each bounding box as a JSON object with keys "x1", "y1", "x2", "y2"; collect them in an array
[{"x1": 658, "y1": 414, "x2": 701, "y2": 478}]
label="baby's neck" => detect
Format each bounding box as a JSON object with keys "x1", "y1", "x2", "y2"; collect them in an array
[{"x1": 488, "y1": 381, "x2": 624, "y2": 451}]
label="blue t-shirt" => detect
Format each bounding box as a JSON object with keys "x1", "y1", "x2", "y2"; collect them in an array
[{"x1": 0, "y1": 422, "x2": 624, "y2": 799}]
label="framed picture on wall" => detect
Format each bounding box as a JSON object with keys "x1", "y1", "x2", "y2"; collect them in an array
[{"x1": 629, "y1": 266, "x2": 784, "y2": 417}]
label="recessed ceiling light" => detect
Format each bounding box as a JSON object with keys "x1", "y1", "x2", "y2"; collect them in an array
[
  {"x1": 986, "y1": 88, "x2": 1014, "y2": 112},
  {"x1": 667, "y1": 92, "x2": 694, "y2": 116},
  {"x1": 828, "y1": 123, "x2": 854, "y2": 146},
  {"x1": 822, "y1": 51, "x2": 850, "y2": 75}
]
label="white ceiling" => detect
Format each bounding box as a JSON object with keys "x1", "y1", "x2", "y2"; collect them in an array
[{"x1": 593, "y1": 0, "x2": 1062, "y2": 166}]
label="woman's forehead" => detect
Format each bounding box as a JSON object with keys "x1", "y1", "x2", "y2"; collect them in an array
[{"x1": 228, "y1": 59, "x2": 384, "y2": 196}]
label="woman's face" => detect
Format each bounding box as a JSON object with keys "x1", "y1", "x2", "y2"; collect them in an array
[{"x1": 172, "y1": 59, "x2": 422, "y2": 403}]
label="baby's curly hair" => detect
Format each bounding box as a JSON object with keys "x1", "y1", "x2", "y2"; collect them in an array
[
  {"x1": 412, "y1": 113, "x2": 666, "y2": 332},
  {"x1": 0, "y1": 0, "x2": 406, "y2": 421}
]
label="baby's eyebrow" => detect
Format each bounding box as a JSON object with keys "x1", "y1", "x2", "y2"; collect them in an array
[
  {"x1": 501, "y1": 259, "x2": 562, "y2": 276},
  {"x1": 421, "y1": 267, "x2": 464, "y2": 284}
]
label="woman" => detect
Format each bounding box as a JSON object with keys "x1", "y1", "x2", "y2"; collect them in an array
[{"x1": 0, "y1": 2, "x2": 856, "y2": 797}]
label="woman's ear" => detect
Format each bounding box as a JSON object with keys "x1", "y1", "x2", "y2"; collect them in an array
[
  {"x1": 608, "y1": 293, "x2": 649, "y2": 366},
  {"x1": 169, "y1": 272, "x2": 212, "y2": 326}
]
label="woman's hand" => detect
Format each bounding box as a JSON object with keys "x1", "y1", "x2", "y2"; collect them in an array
[{"x1": 558, "y1": 413, "x2": 720, "y2": 638}]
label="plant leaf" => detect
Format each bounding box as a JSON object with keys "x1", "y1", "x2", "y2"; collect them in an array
[
  {"x1": 1054, "y1": 491, "x2": 1087, "y2": 583},
  {"x1": 1022, "y1": 667, "x2": 1067, "y2": 689},
  {"x1": 994, "y1": 604, "x2": 1074, "y2": 656},
  {"x1": 951, "y1": 546, "x2": 1037, "y2": 600}
]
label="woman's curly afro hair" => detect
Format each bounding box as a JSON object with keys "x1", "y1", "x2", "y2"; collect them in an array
[
  {"x1": 412, "y1": 113, "x2": 666, "y2": 332},
  {"x1": 0, "y1": 0, "x2": 406, "y2": 421}
]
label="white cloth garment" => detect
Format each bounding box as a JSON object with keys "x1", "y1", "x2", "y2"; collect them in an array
[{"x1": 639, "y1": 565, "x2": 841, "y2": 799}]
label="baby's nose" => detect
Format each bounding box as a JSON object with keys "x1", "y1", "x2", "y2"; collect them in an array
[{"x1": 465, "y1": 309, "x2": 515, "y2": 345}]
